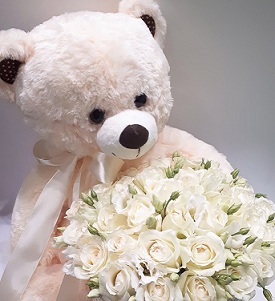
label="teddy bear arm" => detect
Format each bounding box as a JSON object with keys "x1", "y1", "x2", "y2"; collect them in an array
[
  {"x1": 160, "y1": 126, "x2": 233, "y2": 173},
  {"x1": 122, "y1": 126, "x2": 233, "y2": 175}
]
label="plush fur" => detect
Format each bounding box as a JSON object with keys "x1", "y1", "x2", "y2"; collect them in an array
[
  {"x1": 0, "y1": 1, "x2": 232, "y2": 300},
  {"x1": 1, "y1": 8, "x2": 172, "y2": 159}
]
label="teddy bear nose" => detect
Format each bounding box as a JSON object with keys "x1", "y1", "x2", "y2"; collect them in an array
[{"x1": 119, "y1": 124, "x2": 149, "y2": 149}]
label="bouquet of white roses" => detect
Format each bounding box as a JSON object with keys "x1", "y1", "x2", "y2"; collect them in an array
[{"x1": 54, "y1": 152, "x2": 275, "y2": 301}]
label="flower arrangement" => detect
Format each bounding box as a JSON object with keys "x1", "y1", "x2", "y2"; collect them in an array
[{"x1": 54, "y1": 152, "x2": 275, "y2": 301}]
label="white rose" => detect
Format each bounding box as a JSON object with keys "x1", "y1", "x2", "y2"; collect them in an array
[
  {"x1": 236, "y1": 186, "x2": 256, "y2": 203},
  {"x1": 144, "y1": 178, "x2": 183, "y2": 204},
  {"x1": 125, "y1": 195, "x2": 155, "y2": 234},
  {"x1": 137, "y1": 230, "x2": 181, "y2": 272},
  {"x1": 99, "y1": 261, "x2": 139, "y2": 301},
  {"x1": 139, "y1": 166, "x2": 165, "y2": 179},
  {"x1": 216, "y1": 185, "x2": 252, "y2": 220},
  {"x1": 78, "y1": 203, "x2": 98, "y2": 223},
  {"x1": 93, "y1": 182, "x2": 112, "y2": 195},
  {"x1": 253, "y1": 197, "x2": 275, "y2": 218},
  {"x1": 243, "y1": 198, "x2": 275, "y2": 240},
  {"x1": 214, "y1": 282, "x2": 228, "y2": 301},
  {"x1": 175, "y1": 169, "x2": 204, "y2": 195},
  {"x1": 66, "y1": 200, "x2": 97, "y2": 223},
  {"x1": 185, "y1": 194, "x2": 207, "y2": 221},
  {"x1": 62, "y1": 246, "x2": 78, "y2": 276},
  {"x1": 62, "y1": 220, "x2": 87, "y2": 245},
  {"x1": 107, "y1": 230, "x2": 137, "y2": 255},
  {"x1": 199, "y1": 167, "x2": 230, "y2": 194},
  {"x1": 261, "y1": 223, "x2": 275, "y2": 242},
  {"x1": 260, "y1": 242, "x2": 275, "y2": 258},
  {"x1": 66, "y1": 200, "x2": 82, "y2": 219},
  {"x1": 111, "y1": 177, "x2": 133, "y2": 214},
  {"x1": 133, "y1": 256, "x2": 162, "y2": 285},
  {"x1": 186, "y1": 232, "x2": 226, "y2": 276},
  {"x1": 225, "y1": 234, "x2": 245, "y2": 251},
  {"x1": 177, "y1": 271, "x2": 217, "y2": 301},
  {"x1": 224, "y1": 221, "x2": 246, "y2": 250},
  {"x1": 225, "y1": 266, "x2": 257, "y2": 301},
  {"x1": 94, "y1": 204, "x2": 127, "y2": 234},
  {"x1": 249, "y1": 248, "x2": 275, "y2": 286},
  {"x1": 63, "y1": 259, "x2": 75, "y2": 277},
  {"x1": 93, "y1": 183, "x2": 113, "y2": 206},
  {"x1": 135, "y1": 166, "x2": 166, "y2": 192},
  {"x1": 136, "y1": 277, "x2": 183, "y2": 301},
  {"x1": 195, "y1": 202, "x2": 228, "y2": 234},
  {"x1": 74, "y1": 236, "x2": 108, "y2": 279},
  {"x1": 162, "y1": 197, "x2": 196, "y2": 238},
  {"x1": 178, "y1": 242, "x2": 191, "y2": 269}
]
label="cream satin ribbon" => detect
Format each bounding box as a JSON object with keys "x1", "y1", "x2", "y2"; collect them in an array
[{"x1": 0, "y1": 140, "x2": 124, "y2": 301}]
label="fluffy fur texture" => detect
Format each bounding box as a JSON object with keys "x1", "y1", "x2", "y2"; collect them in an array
[
  {"x1": 1, "y1": 8, "x2": 172, "y2": 159},
  {"x1": 0, "y1": 29, "x2": 33, "y2": 100},
  {"x1": 97, "y1": 110, "x2": 158, "y2": 159},
  {"x1": 119, "y1": 0, "x2": 167, "y2": 48},
  {"x1": 0, "y1": 1, "x2": 232, "y2": 300}
]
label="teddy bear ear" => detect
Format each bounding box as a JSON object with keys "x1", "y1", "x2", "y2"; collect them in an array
[
  {"x1": 119, "y1": 0, "x2": 167, "y2": 49},
  {"x1": 0, "y1": 29, "x2": 33, "y2": 100}
]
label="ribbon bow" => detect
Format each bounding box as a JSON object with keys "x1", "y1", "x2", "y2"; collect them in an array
[{"x1": 0, "y1": 140, "x2": 124, "y2": 301}]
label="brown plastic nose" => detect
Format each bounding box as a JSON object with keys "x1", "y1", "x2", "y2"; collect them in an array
[{"x1": 119, "y1": 124, "x2": 149, "y2": 149}]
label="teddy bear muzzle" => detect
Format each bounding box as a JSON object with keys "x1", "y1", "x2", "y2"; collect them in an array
[
  {"x1": 119, "y1": 124, "x2": 149, "y2": 149},
  {"x1": 96, "y1": 110, "x2": 158, "y2": 160}
]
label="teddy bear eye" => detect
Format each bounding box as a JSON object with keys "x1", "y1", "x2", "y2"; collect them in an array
[
  {"x1": 89, "y1": 108, "x2": 105, "y2": 124},
  {"x1": 134, "y1": 93, "x2": 147, "y2": 108}
]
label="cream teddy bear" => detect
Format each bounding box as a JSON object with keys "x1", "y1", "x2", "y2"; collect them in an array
[{"x1": 0, "y1": 0, "x2": 232, "y2": 300}]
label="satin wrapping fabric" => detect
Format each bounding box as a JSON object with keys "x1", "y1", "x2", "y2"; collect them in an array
[{"x1": 0, "y1": 140, "x2": 124, "y2": 301}]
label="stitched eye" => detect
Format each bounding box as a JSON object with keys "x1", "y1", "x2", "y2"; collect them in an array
[
  {"x1": 89, "y1": 108, "x2": 105, "y2": 124},
  {"x1": 134, "y1": 93, "x2": 147, "y2": 108}
]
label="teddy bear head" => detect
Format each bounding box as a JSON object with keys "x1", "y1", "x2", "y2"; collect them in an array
[{"x1": 0, "y1": 0, "x2": 173, "y2": 160}]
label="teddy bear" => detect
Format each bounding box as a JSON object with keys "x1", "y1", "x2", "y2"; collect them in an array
[{"x1": 0, "y1": 0, "x2": 232, "y2": 300}]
